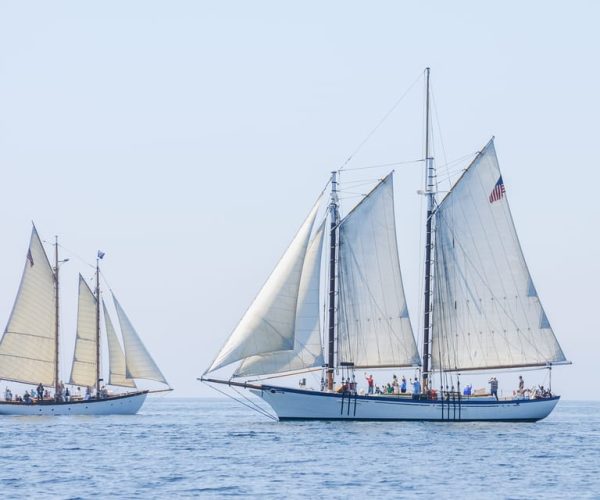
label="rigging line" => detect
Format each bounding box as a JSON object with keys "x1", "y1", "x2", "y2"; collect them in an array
[
  {"x1": 53, "y1": 243, "x2": 96, "y2": 270},
  {"x1": 204, "y1": 381, "x2": 276, "y2": 421},
  {"x1": 338, "y1": 71, "x2": 424, "y2": 171},
  {"x1": 430, "y1": 82, "x2": 449, "y2": 183},
  {"x1": 340, "y1": 159, "x2": 424, "y2": 172},
  {"x1": 246, "y1": 367, "x2": 322, "y2": 383},
  {"x1": 230, "y1": 385, "x2": 278, "y2": 420}
]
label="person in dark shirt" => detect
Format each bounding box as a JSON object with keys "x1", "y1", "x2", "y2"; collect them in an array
[{"x1": 489, "y1": 377, "x2": 498, "y2": 400}]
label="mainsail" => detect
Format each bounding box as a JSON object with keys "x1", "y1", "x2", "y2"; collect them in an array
[
  {"x1": 431, "y1": 140, "x2": 567, "y2": 371},
  {"x1": 337, "y1": 174, "x2": 420, "y2": 368},
  {"x1": 103, "y1": 301, "x2": 136, "y2": 388},
  {"x1": 206, "y1": 196, "x2": 323, "y2": 373},
  {"x1": 69, "y1": 275, "x2": 98, "y2": 387},
  {"x1": 235, "y1": 220, "x2": 326, "y2": 377},
  {"x1": 113, "y1": 294, "x2": 168, "y2": 385},
  {"x1": 0, "y1": 226, "x2": 56, "y2": 386}
]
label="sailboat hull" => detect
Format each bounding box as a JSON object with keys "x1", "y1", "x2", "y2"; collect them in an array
[
  {"x1": 0, "y1": 391, "x2": 148, "y2": 416},
  {"x1": 253, "y1": 385, "x2": 560, "y2": 422}
]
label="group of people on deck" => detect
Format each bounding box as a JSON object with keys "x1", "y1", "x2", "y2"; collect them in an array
[
  {"x1": 331, "y1": 372, "x2": 553, "y2": 401},
  {"x1": 3, "y1": 383, "x2": 110, "y2": 404},
  {"x1": 364, "y1": 374, "x2": 420, "y2": 396}
]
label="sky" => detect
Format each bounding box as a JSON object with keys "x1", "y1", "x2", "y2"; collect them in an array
[{"x1": 0, "y1": 1, "x2": 598, "y2": 399}]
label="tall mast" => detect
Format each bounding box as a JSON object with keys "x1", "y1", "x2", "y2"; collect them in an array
[
  {"x1": 327, "y1": 171, "x2": 339, "y2": 390},
  {"x1": 95, "y1": 258, "x2": 101, "y2": 395},
  {"x1": 422, "y1": 67, "x2": 435, "y2": 391},
  {"x1": 54, "y1": 236, "x2": 60, "y2": 394}
]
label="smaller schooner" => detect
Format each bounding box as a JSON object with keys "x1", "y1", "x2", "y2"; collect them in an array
[
  {"x1": 201, "y1": 68, "x2": 570, "y2": 421},
  {"x1": 0, "y1": 225, "x2": 171, "y2": 416}
]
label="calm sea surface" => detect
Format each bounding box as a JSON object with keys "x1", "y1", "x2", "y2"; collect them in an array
[{"x1": 0, "y1": 398, "x2": 598, "y2": 499}]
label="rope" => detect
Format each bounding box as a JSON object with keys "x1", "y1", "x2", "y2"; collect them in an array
[
  {"x1": 204, "y1": 382, "x2": 277, "y2": 421},
  {"x1": 338, "y1": 71, "x2": 423, "y2": 171}
]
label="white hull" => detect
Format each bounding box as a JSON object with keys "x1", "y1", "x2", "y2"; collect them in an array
[
  {"x1": 0, "y1": 391, "x2": 148, "y2": 416},
  {"x1": 253, "y1": 385, "x2": 559, "y2": 422}
]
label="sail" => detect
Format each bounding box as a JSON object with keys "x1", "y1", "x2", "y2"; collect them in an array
[
  {"x1": 431, "y1": 140, "x2": 567, "y2": 371},
  {"x1": 103, "y1": 301, "x2": 136, "y2": 388},
  {"x1": 69, "y1": 275, "x2": 98, "y2": 387},
  {"x1": 337, "y1": 174, "x2": 420, "y2": 368},
  {"x1": 206, "y1": 196, "x2": 323, "y2": 373},
  {"x1": 0, "y1": 226, "x2": 56, "y2": 386},
  {"x1": 113, "y1": 294, "x2": 168, "y2": 385},
  {"x1": 235, "y1": 219, "x2": 326, "y2": 377}
]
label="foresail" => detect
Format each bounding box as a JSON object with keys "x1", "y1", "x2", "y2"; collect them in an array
[
  {"x1": 206, "y1": 195, "x2": 323, "y2": 373},
  {"x1": 113, "y1": 294, "x2": 168, "y2": 385},
  {"x1": 235, "y1": 219, "x2": 326, "y2": 377},
  {"x1": 0, "y1": 226, "x2": 56, "y2": 386},
  {"x1": 337, "y1": 174, "x2": 420, "y2": 368},
  {"x1": 103, "y1": 301, "x2": 136, "y2": 388},
  {"x1": 69, "y1": 275, "x2": 98, "y2": 387},
  {"x1": 431, "y1": 140, "x2": 567, "y2": 371}
]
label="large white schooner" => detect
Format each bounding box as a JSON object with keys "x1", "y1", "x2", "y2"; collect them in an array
[
  {"x1": 202, "y1": 69, "x2": 570, "y2": 421},
  {"x1": 0, "y1": 226, "x2": 171, "y2": 416}
]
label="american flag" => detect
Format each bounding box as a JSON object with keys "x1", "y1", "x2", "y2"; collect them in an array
[{"x1": 489, "y1": 176, "x2": 506, "y2": 203}]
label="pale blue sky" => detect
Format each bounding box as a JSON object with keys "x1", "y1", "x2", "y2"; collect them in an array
[{"x1": 0, "y1": 1, "x2": 598, "y2": 398}]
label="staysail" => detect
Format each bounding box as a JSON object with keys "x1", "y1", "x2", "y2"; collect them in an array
[
  {"x1": 235, "y1": 219, "x2": 326, "y2": 377},
  {"x1": 69, "y1": 275, "x2": 98, "y2": 387},
  {"x1": 206, "y1": 196, "x2": 323, "y2": 373},
  {"x1": 0, "y1": 226, "x2": 57, "y2": 386},
  {"x1": 431, "y1": 140, "x2": 567, "y2": 371},
  {"x1": 113, "y1": 294, "x2": 168, "y2": 385},
  {"x1": 337, "y1": 174, "x2": 420, "y2": 368},
  {"x1": 103, "y1": 301, "x2": 136, "y2": 388}
]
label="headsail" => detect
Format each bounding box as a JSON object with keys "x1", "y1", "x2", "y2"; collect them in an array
[
  {"x1": 69, "y1": 275, "x2": 98, "y2": 387},
  {"x1": 103, "y1": 301, "x2": 136, "y2": 388},
  {"x1": 431, "y1": 140, "x2": 567, "y2": 371},
  {"x1": 0, "y1": 226, "x2": 56, "y2": 386},
  {"x1": 235, "y1": 219, "x2": 326, "y2": 377},
  {"x1": 113, "y1": 294, "x2": 168, "y2": 385},
  {"x1": 206, "y1": 195, "x2": 323, "y2": 373},
  {"x1": 337, "y1": 174, "x2": 420, "y2": 368}
]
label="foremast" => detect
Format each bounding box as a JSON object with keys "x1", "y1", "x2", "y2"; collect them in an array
[
  {"x1": 422, "y1": 67, "x2": 435, "y2": 391},
  {"x1": 327, "y1": 171, "x2": 339, "y2": 390},
  {"x1": 53, "y1": 237, "x2": 60, "y2": 394},
  {"x1": 95, "y1": 257, "x2": 101, "y2": 395}
]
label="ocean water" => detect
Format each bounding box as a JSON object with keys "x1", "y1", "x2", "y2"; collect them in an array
[{"x1": 0, "y1": 398, "x2": 598, "y2": 499}]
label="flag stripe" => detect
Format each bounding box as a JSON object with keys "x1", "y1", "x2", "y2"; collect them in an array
[{"x1": 489, "y1": 176, "x2": 506, "y2": 203}]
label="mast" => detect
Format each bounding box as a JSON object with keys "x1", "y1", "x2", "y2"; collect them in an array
[
  {"x1": 422, "y1": 67, "x2": 435, "y2": 391},
  {"x1": 327, "y1": 171, "x2": 339, "y2": 390},
  {"x1": 95, "y1": 258, "x2": 101, "y2": 395},
  {"x1": 54, "y1": 236, "x2": 60, "y2": 394}
]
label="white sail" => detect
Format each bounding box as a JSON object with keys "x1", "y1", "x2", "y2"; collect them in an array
[
  {"x1": 235, "y1": 219, "x2": 326, "y2": 377},
  {"x1": 337, "y1": 174, "x2": 420, "y2": 368},
  {"x1": 207, "y1": 196, "x2": 323, "y2": 373},
  {"x1": 69, "y1": 275, "x2": 98, "y2": 387},
  {"x1": 0, "y1": 226, "x2": 56, "y2": 386},
  {"x1": 431, "y1": 140, "x2": 567, "y2": 371},
  {"x1": 113, "y1": 294, "x2": 168, "y2": 385},
  {"x1": 103, "y1": 302, "x2": 136, "y2": 388}
]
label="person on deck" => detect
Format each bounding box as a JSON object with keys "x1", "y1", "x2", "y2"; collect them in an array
[
  {"x1": 412, "y1": 378, "x2": 421, "y2": 396},
  {"x1": 489, "y1": 377, "x2": 498, "y2": 400},
  {"x1": 65, "y1": 387, "x2": 70, "y2": 402},
  {"x1": 518, "y1": 376, "x2": 525, "y2": 395},
  {"x1": 365, "y1": 374, "x2": 374, "y2": 394},
  {"x1": 37, "y1": 383, "x2": 44, "y2": 401},
  {"x1": 400, "y1": 376, "x2": 407, "y2": 394}
]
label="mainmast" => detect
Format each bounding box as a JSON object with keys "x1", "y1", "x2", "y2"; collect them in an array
[
  {"x1": 422, "y1": 67, "x2": 435, "y2": 391},
  {"x1": 327, "y1": 171, "x2": 339, "y2": 390},
  {"x1": 95, "y1": 257, "x2": 101, "y2": 395},
  {"x1": 54, "y1": 236, "x2": 60, "y2": 394}
]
